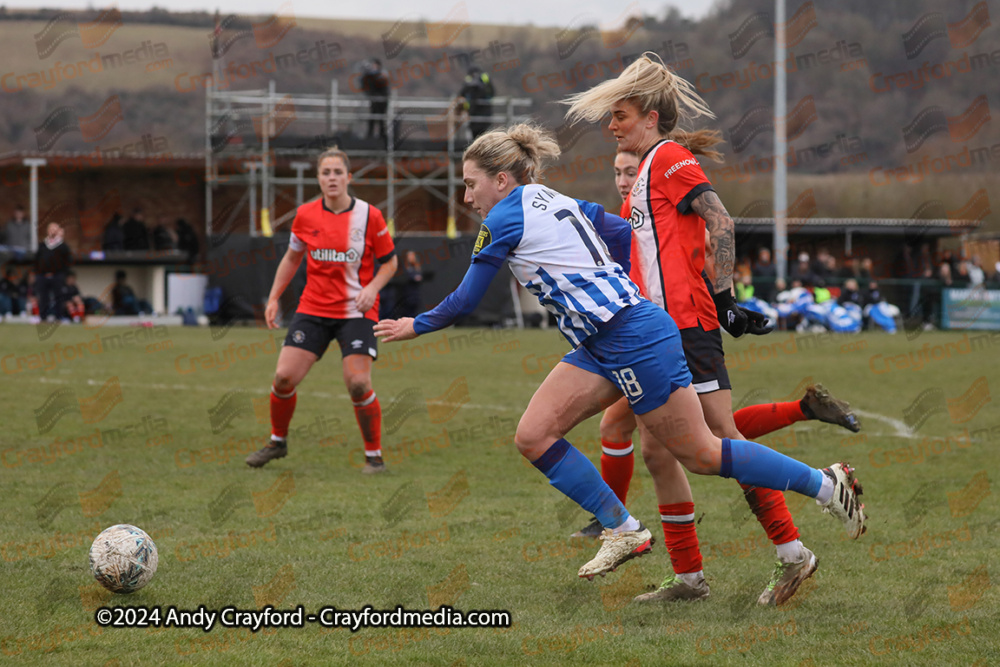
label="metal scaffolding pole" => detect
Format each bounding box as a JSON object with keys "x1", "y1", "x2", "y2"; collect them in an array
[
  {"x1": 774, "y1": 0, "x2": 788, "y2": 282},
  {"x1": 205, "y1": 86, "x2": 531, "y2": 239}
]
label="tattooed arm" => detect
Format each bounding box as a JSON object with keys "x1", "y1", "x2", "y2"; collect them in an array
[{"x1": 692, "y1": 190, "x2": 735, "y2": 295}]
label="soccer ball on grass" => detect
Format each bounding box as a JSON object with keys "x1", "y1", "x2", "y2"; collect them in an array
[{"x1": 89, "y1": 524, "x2": 158, "y2": 593}]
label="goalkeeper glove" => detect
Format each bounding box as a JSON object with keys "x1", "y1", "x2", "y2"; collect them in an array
[{"x1": 712, "y1": 290, "x2": 774, "y2": 337}]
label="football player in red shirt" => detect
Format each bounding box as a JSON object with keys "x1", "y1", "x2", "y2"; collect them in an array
[
  {"x1": 565, "y1": 56, "x2": 862, "y2": 605},
  {"x1": 246, "y1": 147, "x2": 398, "y2": 473}
]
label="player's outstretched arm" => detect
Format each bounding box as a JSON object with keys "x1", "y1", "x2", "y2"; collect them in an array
[
  {"x1": 375, "y1": 259, "x2": 500, "y2": 343},
  {"x1": 265, "y1": 247, "x2": 305, "y2": 328}
]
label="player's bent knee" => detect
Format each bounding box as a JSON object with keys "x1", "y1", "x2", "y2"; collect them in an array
[
  {"x1": 346, "y1": 378, "x2": 372, "y2": 401},
  {"x1": 513, "y1": 424, "x2": 555, "y2": 460},
  {"x1": 273, "y1": 374, "x2": 297, "y2": 394}
]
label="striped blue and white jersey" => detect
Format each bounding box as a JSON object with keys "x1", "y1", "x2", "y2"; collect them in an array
[{"x1": 472, "y1": 184, "x2": 643, "y2": 347}]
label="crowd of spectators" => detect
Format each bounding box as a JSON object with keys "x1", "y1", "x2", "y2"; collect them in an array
[
  {"x1": 1, "y1": 204, "x2": 200, "y2": 322},
  {"x1": 740, "y1": 242, "x2": 1000, "y2": 333}
]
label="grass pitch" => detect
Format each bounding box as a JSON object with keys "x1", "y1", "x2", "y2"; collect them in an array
[{"x1": 0, "y1": 322, "x2": 997, "y2": 665}]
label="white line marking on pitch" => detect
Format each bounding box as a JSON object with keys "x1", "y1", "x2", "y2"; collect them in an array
[
  {"x1": 853, "y1": 409, "x2": 917, "y2": 439},
  {"x1": 35, "y1": 376, "x2": 520, "y2": 412}
]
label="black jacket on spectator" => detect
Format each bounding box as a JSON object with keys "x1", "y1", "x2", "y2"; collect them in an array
[
  {"x1": 35, "y1": 241, "x2": 72, "y2": 275},
  {"x1": 122, "y1": 216, "x2": 150, "y2": 250},
  {"x1": 175, "y1": 218, "x2": 200, "y2": 262},
  {"x1": 103, "y1": 214, "x2": 125, "y2": 251}
]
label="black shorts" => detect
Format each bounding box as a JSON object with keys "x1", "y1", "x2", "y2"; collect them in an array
[
  {"x1": 679, "y1": 322, "x2": 731, "y2": 394},
  {"x1": 284, "y1": 313, "x2": 378, "y2": 360}
]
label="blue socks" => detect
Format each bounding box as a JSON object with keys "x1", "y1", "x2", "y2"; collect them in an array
[
  {"x1": 720, "y1": 438, "x2": 824, "y2": 498},
  {"x1": 532, "y1": 438, "x2": 629, "y2": 529}
]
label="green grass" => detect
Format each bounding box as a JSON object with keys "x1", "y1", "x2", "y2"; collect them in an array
[{"x1": 0, "y1": 323, "x2": 997, "y2": 666}]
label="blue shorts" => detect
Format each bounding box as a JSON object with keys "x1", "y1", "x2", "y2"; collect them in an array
[{"x1": 562, "y1": 300, "x2": 692, "y2": 414}]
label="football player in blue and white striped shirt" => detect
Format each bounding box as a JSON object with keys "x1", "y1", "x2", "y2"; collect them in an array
[{"x1": 375, "y1": 124, "x2": 866, "y2": 582}]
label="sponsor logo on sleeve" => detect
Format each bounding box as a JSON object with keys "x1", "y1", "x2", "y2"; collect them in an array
[{"x1": 473, "y1": 224, "x2": 492, "y2": 254}]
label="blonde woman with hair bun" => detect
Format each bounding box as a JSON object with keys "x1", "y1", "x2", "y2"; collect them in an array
[{"x1": 375, "y1": 122, "x2": 866, "y2": 587}]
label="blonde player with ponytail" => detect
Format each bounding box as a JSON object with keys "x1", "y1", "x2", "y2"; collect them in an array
[
  {"x1": 564, "y1": 54, "x2": 863, "y2": 604},
  {"x1": 375, "y1": 121, "x2": 867, "y2": 586}
]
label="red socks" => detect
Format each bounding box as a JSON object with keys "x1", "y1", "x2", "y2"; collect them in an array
[
  {"x1": 270, "y1": 386, "x2": 297, "y2": 441},
  {"x1": 741, "y1": 485, "x2": 800, "y2": 545},
  {"x1": 353, "y1": 390, "x2": 382, "y2": 457},
  {"x1": 600, "y1": 438, "x2": 634, "y2": 503},
  {"x1": 733, "y1": 401, "x2": 806, "y2": 439},
  {"x1": 660, "y1": 502, "x2": 703, "y2": 575}
]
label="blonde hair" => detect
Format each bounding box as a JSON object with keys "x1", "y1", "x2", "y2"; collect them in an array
[
  {"x1": 463, "y1": 123, "x2": 561, "y2": 185},
  {"x1": 563, "y1": 53, "x2": 724, "y2": 162},
  {"x1": 317, "y1": 146, "x2": 350, "y2": 172}
]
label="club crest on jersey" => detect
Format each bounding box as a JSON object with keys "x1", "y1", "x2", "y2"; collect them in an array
[
  {"x1": 631, "y1": 176, "x2": 646, "y2": 196},
  {"x1": 351, "y1": 228, "x2": 363, "y2": 242},
  {"x1": 628, "y1": 207, "x2": 645, "y2": 230},
  {"x1": 311, "y1": 248, "x2": 360, "y2": 263},
  {"x1": 473, "y1": 224, "x2": 492, "y2": 254}
]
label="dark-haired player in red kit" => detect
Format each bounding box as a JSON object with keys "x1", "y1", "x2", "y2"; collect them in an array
[{"x1": 246, "y1": 147, "x2": 398, "y2": 473}]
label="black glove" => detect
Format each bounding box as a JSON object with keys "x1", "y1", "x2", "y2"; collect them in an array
[{"x1": 712, "y1": 290, "x2": 775, "y2": 337}]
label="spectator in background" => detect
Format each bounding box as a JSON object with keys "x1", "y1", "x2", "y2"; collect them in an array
[
  {"x1": 966, "y1": 255, "x2": 985, "y2": 287},
  {"x1": 954, "y1": 256, "x2": 971, "y2": 284},
  {"x1": 152, "y1": 215, "x2": 178, "y2": 250},
  {"x1": 399, "y1": 250, "x2": 424, "y2": 317},
  {"x1": 4, "y1": 205, "x2": 32, "y2": 258},
  {"x1": 838, "y1": 278, "x2": 862, "y2": 306},
  {"x1": 102, "y1": 212, "x2": 125, "y2": 251},
  {"x1": 735, "y1": 270, "x2": 754, "y2": 302},
  {"x1": 858, "y1": 257, "x2": 874, "y2": 283},
  {"x1": 811, "y1": 248, "x2": 832, "y2": 282},
  {"x1": 939, "y1": 261, "x2": 954, "y2": 288},
  {"x1": 838, "y1": 255, "x2": 859, "y2": 281},
  {"x1": 58, "y1": 270, "x2": 85, "y2": 322},
  {"x1": 111, "y1": 269, "x2": 152, "y2": 315},
  {"x1": 20, "y1": 269, "x2": 38, "y2": 320},
  {"x1": 790, "y1": 252, "x2": 816, "y2": 285},
  {"x1": 813, "y1": 279, "x2": 832, "y2": 304},
  {"x1": 175, "y1": 217, "x2": 200, "y2": 263},
  {"x1": 360, "y1": 59, "x2": 389, "y2": 140},
  {"x1": 459, "y1": 65, "x2": 495, "y2": 139},
  {"x1": 863, "y1": 280, "x2": 882, "y2": 307},
  {"x1": 752, "y1": 247, "x2": 777, "y2": 303},
  {"x1": 0, "y1": 266, "x2": 20, "y2": 318},
  {"x1": 122, "y1": 208, "x2": 150, "y2": 251},
  {"x1": 34, "y1": 222, "x2": 72, "y2": 320}
]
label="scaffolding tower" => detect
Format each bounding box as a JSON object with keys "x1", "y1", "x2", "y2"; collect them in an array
[{"x1": 205, "y1": 81, "x2": 532, "y2": 239}]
